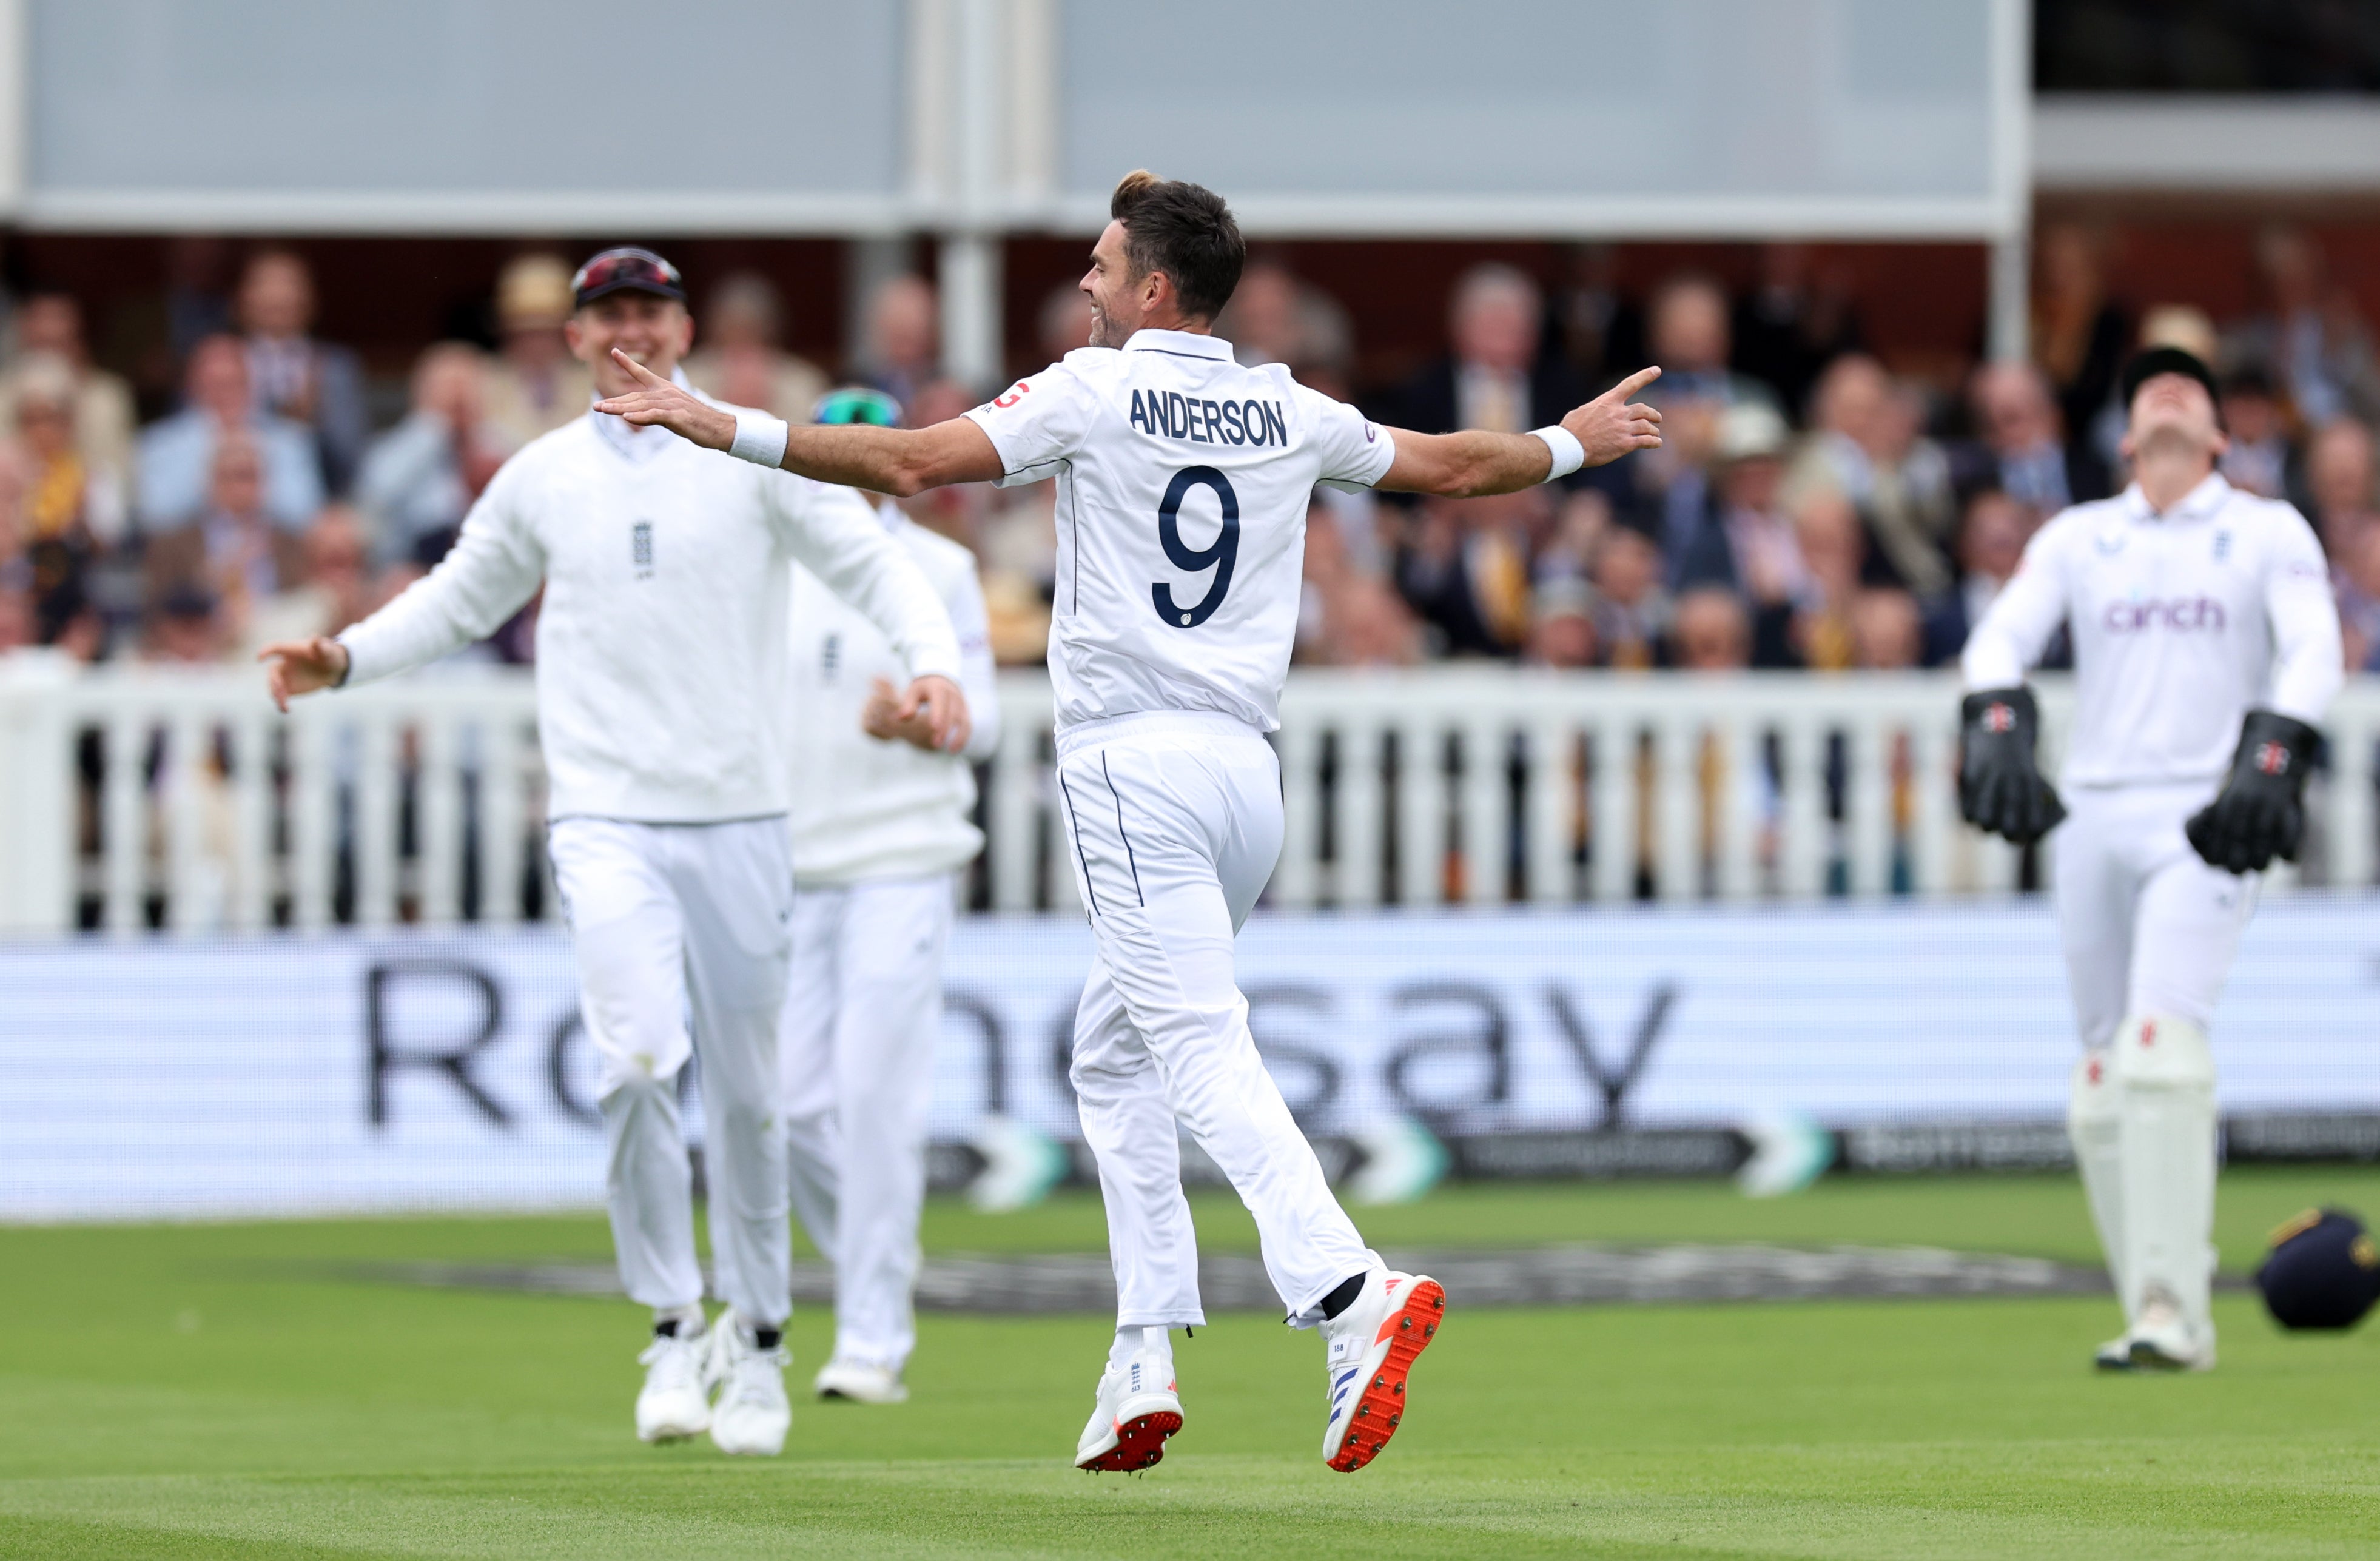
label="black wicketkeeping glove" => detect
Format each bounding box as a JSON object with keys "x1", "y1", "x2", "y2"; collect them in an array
[
  {"x1": 1959, "y1": 686, "x2": 2066, "y2": 846},
  {"x1": 2187, "y1": 709, "x2": 2320, "y2": 874}
]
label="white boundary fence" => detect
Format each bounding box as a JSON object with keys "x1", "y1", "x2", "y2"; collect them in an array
[{"x1": 5, "y1": 654, "x2": 2377, "y2": 935}]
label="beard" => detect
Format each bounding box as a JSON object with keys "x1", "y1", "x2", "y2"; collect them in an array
[{"x1": 1086, "y1": 301, "x2": 1129, "y2": 350}]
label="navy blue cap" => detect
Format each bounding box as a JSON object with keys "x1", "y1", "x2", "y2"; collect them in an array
[
  {"x1": 2254, "y1": 1207, "x2": 2380, "y2": 1331},
  {"x1": 571, "y1": 247, "x2": 686, "y2": 309}
]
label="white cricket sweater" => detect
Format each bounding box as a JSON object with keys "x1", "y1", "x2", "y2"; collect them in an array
[
  {"x1": 1963, "y1": 473, "x2": 2343, "y2": 787},
  {"x1": 787, "y1": 503, "x2": 1003, "y2": 886},
  {"x1": 337, "y1": 402, "x2": 962, "y2": 823}
]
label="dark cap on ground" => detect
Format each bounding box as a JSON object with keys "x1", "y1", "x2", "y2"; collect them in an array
[
  {"x1": 2119, "y1": 346, "x2": 2220, "y2": 418},
  {"x1": 571, "y1": 248, "x2": 686, "y2": 309},
  {"x1": 2254, "y1": 1206, "x2": 2380, "y2": 1331}
]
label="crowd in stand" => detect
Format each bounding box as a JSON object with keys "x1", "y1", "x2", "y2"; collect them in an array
[{"x1": 5, "y1": 225, "x2": 2380, "y2": 681}]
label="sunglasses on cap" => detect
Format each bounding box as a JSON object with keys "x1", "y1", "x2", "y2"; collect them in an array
[
  {"x1": 571, "y1": 248, "x2": 686, "y2": 309},
  {"x1": 812, "y1": 386, "x2": 903, "y2": 428}
]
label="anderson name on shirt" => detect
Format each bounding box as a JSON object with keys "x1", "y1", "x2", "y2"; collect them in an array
[{"x1": 1129, "y1": 388, "x2": 1289, "y2": 447}]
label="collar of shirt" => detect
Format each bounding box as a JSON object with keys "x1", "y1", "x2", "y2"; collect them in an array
[
  {"x1": 588, "y1": 366, "x2": 694, "y2": 464},
  {"x1": 1124, "y1": 328, "x2": 1232, "y2": 360},
  {"x1": 2120, "y1": 470, "x2": 2230, "y2": 523}
]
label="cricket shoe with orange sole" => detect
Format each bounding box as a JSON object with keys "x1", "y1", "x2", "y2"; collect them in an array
[
  {"x1": 1319, "y1": 1269, "x2": 1446, "y2": 1472},
  {"x1": 1074, "y1": 1348, "x2": 1183, "y2": 1473}
]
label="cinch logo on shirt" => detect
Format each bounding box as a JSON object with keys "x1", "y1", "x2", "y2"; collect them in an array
[
  {"x1": 1129, "y1": 389, "x2": 1288, "y2": 447},
  {"x1": 2102, "y1": 596, "x2": 2227, "y2": 633}
]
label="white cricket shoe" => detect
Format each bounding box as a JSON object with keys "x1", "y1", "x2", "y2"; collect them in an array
[
  {"x1": 1318, "y1": 1269, "x2": 1446, "y2": 1473},
  {"x1": 1074, "y1": 1348, "x2": 1182, "y2": 1472},
  {"x1": 634, "y1": 1323, "x2": 713, "y2": 1443},
  {"x1": 2097, "y1": 1295, "x2": 2215, "y2": 1373},
  {"x1": 704, "y1": 1313, "x2": 792, "y2": 1455},
  {"x1": 813, "y1": 1357, "x2": 909, "y2": 1404}
]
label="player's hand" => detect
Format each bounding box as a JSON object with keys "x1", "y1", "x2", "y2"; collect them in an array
[
  {"x1": 868, "y1": 674, "x2": 970, "y2": 754},
  {"x1": 593, "y1": 351, "x2": 736, "y2": 452},
  {"x1": 2186, "y1": 709, "x2": 2318, "y2": 874},
  {"x1": 258, "y1": 636, "x2": 349, "y2": 712},
  {"x1": 1958, "y1": 686, "x2": 2066, "y2": 846},
  {"x1": 1561, "y1": 366, "x2": 1664, "y2": 468}
]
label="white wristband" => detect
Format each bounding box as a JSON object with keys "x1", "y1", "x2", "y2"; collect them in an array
[
  {"x1": 1530, "y1": 425, "x2": 1585, "y2": 481},
  {"x1": 728, "y1": 409, "x2": 790, "y2": 469}
]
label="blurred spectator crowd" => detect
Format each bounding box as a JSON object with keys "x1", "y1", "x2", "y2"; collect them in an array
[{"x1": 7, "y1": 224, "x2": 2380, "y2": 683}]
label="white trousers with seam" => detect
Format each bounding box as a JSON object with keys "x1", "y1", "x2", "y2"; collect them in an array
[
  {"x1": 549, "y1": 815, "x2": 793, "y2": 1328},
  {"x1": 1057, "y1": 711, "x2": 1375, "y2": 1331},
  {"x1": 779, "y1": 872, "x2": 953, "y2": 1373},
  {"x1": 2053, "y1": 780, "x2": 2258, "y2": 1051}
]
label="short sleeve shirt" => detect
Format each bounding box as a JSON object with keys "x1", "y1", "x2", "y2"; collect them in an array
[{"x1": 964, "y1": 328, "x2": 1394, "y2": 731}]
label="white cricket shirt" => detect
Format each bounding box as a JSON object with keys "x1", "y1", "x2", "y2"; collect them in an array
[
  {"x1": 1963, "y1": 472, "x2": 2342, "y2": 787},
  {"x1": 338, "y1": 400, "x2": 963, "y2": 823},
  {"x1": 787, "y1": 503, "x2": 1002, "y2": 886},
  {"x1": 963, "y1": 329, "x2": 1396, "y2": 733}
]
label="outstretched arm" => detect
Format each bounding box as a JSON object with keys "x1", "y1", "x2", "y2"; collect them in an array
[
  {"x1": 594, "y1": 349, "x2": 1004, "y2": 497},
  {"x1": 1377, "y1": 366, "x2": 1663, "y2": 498}
]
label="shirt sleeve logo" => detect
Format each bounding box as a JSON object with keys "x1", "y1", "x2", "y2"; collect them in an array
[{"x1": 990, "y1": 381, "x2": 1031, "y2": 410}]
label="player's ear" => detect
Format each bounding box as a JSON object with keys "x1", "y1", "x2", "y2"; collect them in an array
[{"x1": 562, "y1": 314, "x2": 588, "y2": 364}]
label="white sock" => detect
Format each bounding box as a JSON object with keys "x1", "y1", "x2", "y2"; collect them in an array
[
  {"x1": 1108, "y1": 1325, "x2": 1174, "y2": 1374},
  {"x1": 655, "y1": 1303, "x2": 706, "y2": 1338}
]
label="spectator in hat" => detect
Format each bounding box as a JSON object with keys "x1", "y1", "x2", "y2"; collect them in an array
[
  {"x1": 1678, "y1": 404, "x2": 1801, "y2": 595},
  {"x1": 0, "y1": 292, "x2": 136, "y2": 494},
  {"x1": 135, "y1": 334, "x2": 322, "y2": 535},
  {"x1": 140, "y1": 580, "x2": 226, "y2": 665},
  {"x1": 483, "y1": 254, "x2": 594, "y2": 446},
  {"x1": 683, "y1": 273, "x2": 829, "y2": 423},
  {"x1": 237, "y1": 249, "x2": 369, "y2": 497},
  {"x1": 1524, "y1": 577, "x2": 1598, "y2": 670},
  {"x1": 357, "y1": 342, "x2": 517, "y2": 569}
]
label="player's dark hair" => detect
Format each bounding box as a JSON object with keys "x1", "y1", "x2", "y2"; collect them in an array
[{"x1": 1109, "y1": 170, "x2": 1243, "y2": 323}]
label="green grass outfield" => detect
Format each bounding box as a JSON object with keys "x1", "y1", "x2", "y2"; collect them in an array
[{"x1": 3, "y1": 1170, "x2": 2378, "y2": 1559}]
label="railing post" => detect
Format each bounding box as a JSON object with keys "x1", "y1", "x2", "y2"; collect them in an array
[{"x1": 0, "y1": 653, "x2": 75, "y2": 935}]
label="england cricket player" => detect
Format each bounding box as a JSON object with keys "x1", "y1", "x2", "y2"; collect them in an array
[
  {"x1": 1960, "y1": 345, "x2": 2343, "y2": 1371},
  {"x1": 262, "y1": 249, "x2": 967, "y2": 1454},
  {"x1": 597, "y1": 172, "x2": 1662, "y2": 1472},
  {"x1": 778, "y1": 386, "x2": 1002, "y2": 1407}
]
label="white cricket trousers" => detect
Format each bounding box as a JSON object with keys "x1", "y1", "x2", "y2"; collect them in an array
[
  {"x1": 549, "y1": 816, "x2": 793, "y2": 1329},
  {"x1": 1057, "y1": 710, "x2": 1376, "y2": 1329},
  {"x1": 779, "y1": 872, "x2": 953, "y2": 1373},
  {"x1": 2053, "y1": 781, "x2": 2257, "y2": 1050}
]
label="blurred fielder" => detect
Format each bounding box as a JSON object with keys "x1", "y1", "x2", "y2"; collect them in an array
[
  {"x1": 597, "y1": 170, "x2": 1662, "y2": 1472},
  {"x1": 1960, "y1": 345, "x2": 2342, "y2": 1371},
  {"x1": 778, "y1": 387, "x2": 1002, "y2": 1406},
  {"x1": 263, "y1": 249, "x2": 966, "y2": 1454}
]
